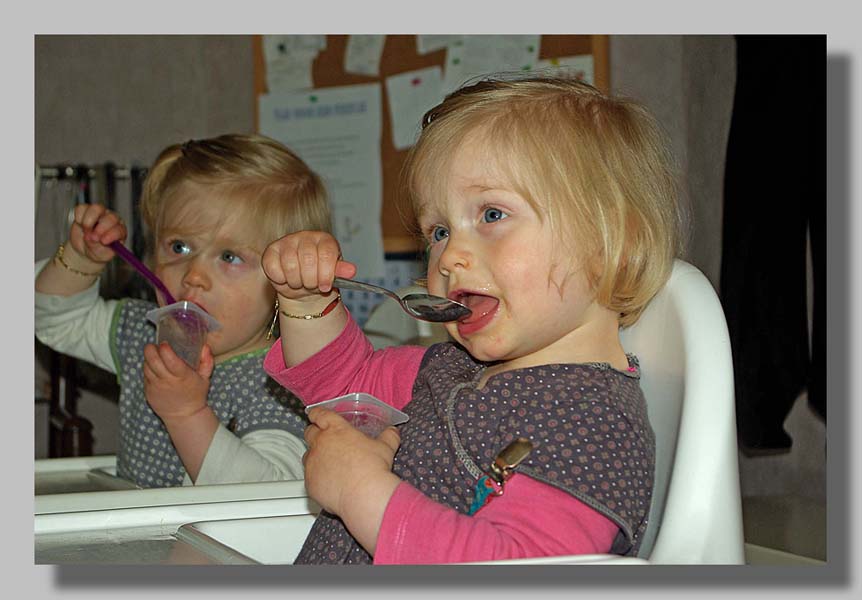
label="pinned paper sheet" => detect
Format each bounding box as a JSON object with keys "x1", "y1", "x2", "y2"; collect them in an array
[
  {"x1": 263, "y1": 35, "x2": 327, "y2": 58},
  {"x1": 262, "y1": 35, "x2": 327, "y2": 91},
  {"x1": 442, "y1": 35, "x2": 541, "y2": 93},
  {"x1": 385, "y1": 66, "x2": 443, "y2": 150},
  {"x1": 537, "y1": 54, "x2": 595, "y2": 85},
  {"x1": 416, "y1": 35, "x2": 464, "y2": 55},
  {"x1": 345, "y1": 35, "x2": 386, "y2": 77},
  {"x1": 265, "y1": 59, "x2": 315, "y2": 91},
  {"x1": 259, "y1": 83, "x2": 386, "y2": 278}
]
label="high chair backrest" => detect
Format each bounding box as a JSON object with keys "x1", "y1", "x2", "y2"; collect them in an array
[{"x1": 619, "y1": 259, "x2": 745, "y2": 564}]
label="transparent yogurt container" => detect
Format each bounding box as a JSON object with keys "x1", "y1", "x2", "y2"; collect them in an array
[
  {"x1": 305, "y1": 392, "x2": 409, "y2": 437},
  {"x1": 145, "y1": 301, "x2": 221, "y2": 368}
]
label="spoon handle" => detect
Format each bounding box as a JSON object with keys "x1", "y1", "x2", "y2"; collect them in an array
[
  {"x1": 332, "y1": 277, "x2": 399, "y2": 302},
  {"x1": 110, "y1": 241, "x2": 176, "y2": 305}
]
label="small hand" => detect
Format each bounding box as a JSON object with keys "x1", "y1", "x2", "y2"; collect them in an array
[
  {"x1": 261, "y1": 230, "x2": 357, "y2": 301},
  {"x1": 302, "y1": 407, "x2": 401, "y2": 518},
  {"x1": 143, "y1": 342, "x2": 214, "y2": 423},
  {"x1": 68, "y1": 203, "x2": 127, "y2": 265}
]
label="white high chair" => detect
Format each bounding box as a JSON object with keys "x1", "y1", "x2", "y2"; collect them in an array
[{"x1": 617, "y1": 258, "x2": 745, "y2": 564}]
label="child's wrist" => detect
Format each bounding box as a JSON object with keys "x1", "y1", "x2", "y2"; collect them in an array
[
  {"x1": 278, "y1": 292, "x2": 342, "y2": 320},
  {"x1": 54, "y1": 243, "x2": 105, "y2": 277},
  {"x1": 343, "y1": 467, "x2": 399, "y2": 511},
  {"x1": 338, "y1": 471, "x2": 401, "y2": 554},
  {"x1": 159, "y1": 403, "x2": 212, "y2": 429}
]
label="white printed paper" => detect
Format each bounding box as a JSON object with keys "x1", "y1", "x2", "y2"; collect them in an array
[
  {"x1": 537, "y1": 54, "x2": 595, "y2": 85},
  {"x1": 385, "y1": 66, "x2": 443, "y2": 150},
  {"x1": 259, "y1": 84, "x2": 386, "y2": 278},
  {"x1": 442, "y1": 35, "x2": 541, "y2": 93},
  {"x1": 344, "y1": 35, "x2": 386, "y2": 77}
]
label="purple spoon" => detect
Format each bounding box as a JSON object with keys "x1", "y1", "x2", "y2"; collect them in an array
[{"x1": 109, "y1": 241, "x2": 176, "y2": 305}]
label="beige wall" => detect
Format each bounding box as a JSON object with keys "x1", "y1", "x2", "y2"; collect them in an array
[
  {"x1": 610, "y1": 35, "x2": 736, "y2": 290},
  {"x1": 35, "y1": 35, "x2": 255, "y2": 166}
]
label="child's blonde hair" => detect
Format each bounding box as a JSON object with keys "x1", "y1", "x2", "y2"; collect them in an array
[
  {"x1": 404, "y1": 74, "x2": 687, "y2": 327},
  {"x1": 140, "y1": 133, "x2": 331, "y2": 255}
]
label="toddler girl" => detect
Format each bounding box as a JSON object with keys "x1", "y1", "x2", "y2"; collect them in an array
[
  {"x1": 262, "y1": 75, "x2": 685, "y2": 563},
  {"x1": 36, "y1": 133, "x2": 331, "y2": 488}
]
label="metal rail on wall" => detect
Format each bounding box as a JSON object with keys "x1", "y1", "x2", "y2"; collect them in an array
[
  {"x1": 38, "y1": 164, "x2": 135, "y2": 180},
  {"x1": 36, "y1": 162, "x2": 150, "y2": 458}
]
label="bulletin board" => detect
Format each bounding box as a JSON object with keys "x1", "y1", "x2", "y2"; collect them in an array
[{"x1": 253, "y1": 35, "x2": 609, "y2": 254}]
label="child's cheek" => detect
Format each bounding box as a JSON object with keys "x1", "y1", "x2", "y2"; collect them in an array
[
  {"x1": 426, "y1": 269, "x2": 447, "y2": 298},
  {"x1": 223, "y1": 260, "x2": 259, "y2": 280}
]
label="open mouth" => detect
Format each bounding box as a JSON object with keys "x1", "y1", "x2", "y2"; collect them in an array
[{"x1": 449, "y1": 291, "x2": 499, "y2": 330}]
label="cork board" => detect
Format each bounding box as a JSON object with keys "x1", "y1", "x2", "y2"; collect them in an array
[{"x1": 253, "y1": 35, "x2": 609, "y2": 253}]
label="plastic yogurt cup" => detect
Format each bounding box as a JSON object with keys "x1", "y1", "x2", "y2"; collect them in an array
[
  {"x1": 305, "y1": 393, "x2": 409, "y2": 437},
  {"x1": 145, "y1": 301, "x2": 221, "y2": 368}
]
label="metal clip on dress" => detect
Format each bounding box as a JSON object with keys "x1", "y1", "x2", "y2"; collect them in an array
[{"x1": 467, "y1": 437, "x2": 535, "y2": 515}]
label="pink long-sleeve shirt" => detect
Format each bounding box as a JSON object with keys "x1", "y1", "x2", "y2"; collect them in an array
[{"x1": 263, "y1": 317, "x2": 619, "y2": 564}]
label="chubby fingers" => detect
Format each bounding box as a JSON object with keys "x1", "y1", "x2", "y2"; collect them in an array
[
  {"x1": 260, "y1": 242, "x2": 289, "y2": 287},
  {"x1": 303, "y1": 406, "x2": 353, "y2": 444},
  {"x1": 305, "y1": 406, "x2": 348, "y2": 430},
  {"x1": 333, "y1": 259, "x2": 358, "y2": 283},
  {"x1": 143, "y1": 342, "x2": 190, "y2": 377},
  {"x1": 376, "y1": 426, "x2": 402, "y2": 453},
  {"x1": 296, "y1": 233, "x2": 341, "y2": 293},
  {"x1": 261, "y1": 232, "x2": 344, "y2": 294},
  {"x1": 75, "y1": 204, "x2": 126, "y2": 245},
  {"x1": 74, "y1": 203, "x2": 107, "y2": 234},
  {"x1": 142, "y1": 344, "x2": 168, "y2": 385},
  {"x1": 197, "y1": 344, "x2": 214, "y2": 379}
]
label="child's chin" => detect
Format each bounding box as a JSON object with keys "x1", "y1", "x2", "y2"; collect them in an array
[{"x1": 463, "y1": 342, "x2": 505, "y2": 364}]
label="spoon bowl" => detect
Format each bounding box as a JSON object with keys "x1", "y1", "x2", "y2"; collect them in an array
[{"x1": 333, "y1": 277, "x2": 471, "y2": 323}]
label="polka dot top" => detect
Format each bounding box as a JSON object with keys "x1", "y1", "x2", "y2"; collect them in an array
[
  {"x1": 295, "y1": 342, "x2": 655, "y2": 564},
  {"x1": 109, "y1": 299, "x2": 308, "y2": 488}
]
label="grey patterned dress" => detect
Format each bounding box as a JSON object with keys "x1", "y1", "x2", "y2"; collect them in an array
[
  {"x1": 108, "y1": 299, "x2": 308, "y2": 488},
  {"x1": 294, "y1": 342, "x2": 655, "y2": 564}
]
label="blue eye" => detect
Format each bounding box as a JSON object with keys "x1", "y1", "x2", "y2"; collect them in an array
[
  {"x1": 430, "y1": 225, "x2": 449, "y2": 243},
  {"x1": 170, "y1": 240, "x2": 190, "y2": 255},
  {"x1": 483, "y1": 207, "x2": 508, "y2": 223},
  {"x1": 221, "y1": 250, "x2": 243, "y2": 265}
]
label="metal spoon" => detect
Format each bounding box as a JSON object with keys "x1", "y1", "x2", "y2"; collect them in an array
[{"x1": 333, "y1": 277, "x2": 471, "y2": 323}]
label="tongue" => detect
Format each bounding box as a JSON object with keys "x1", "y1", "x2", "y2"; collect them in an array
[{"x1": 460, "y1": 294, "x2": 499, "y2": 323}]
